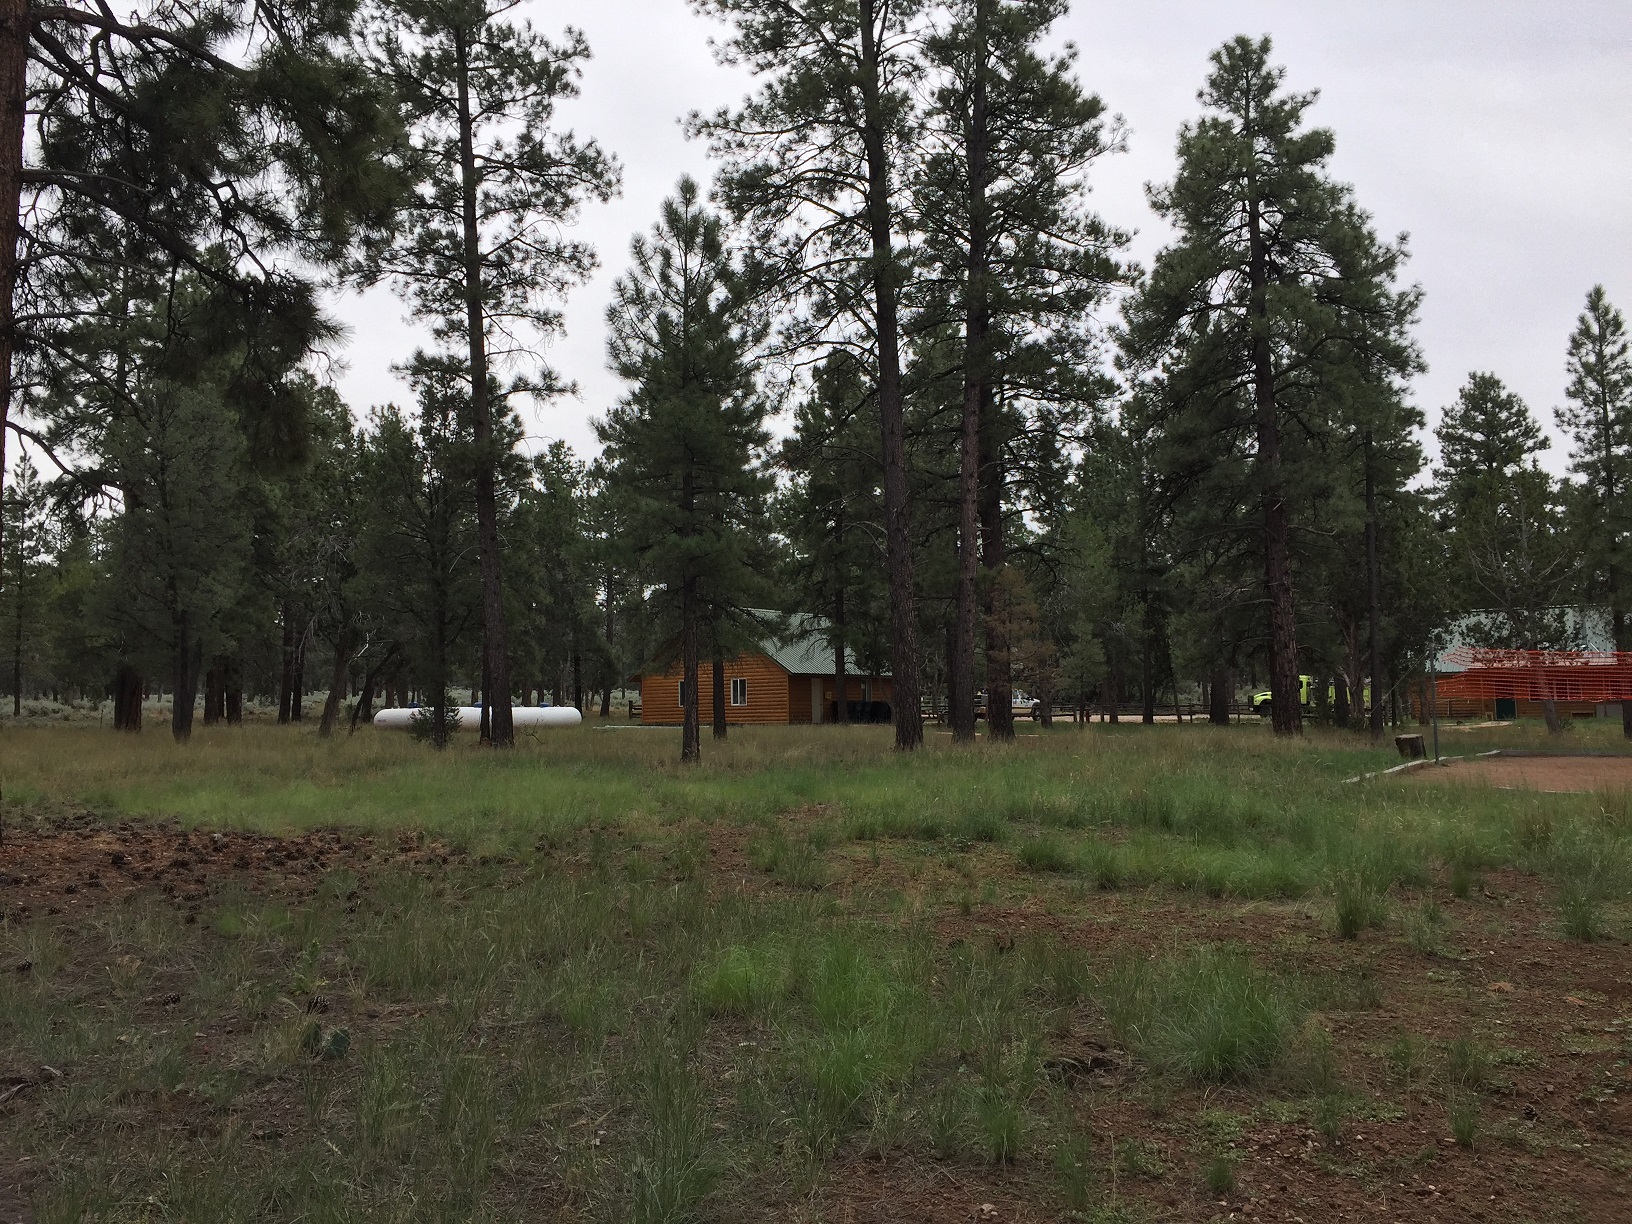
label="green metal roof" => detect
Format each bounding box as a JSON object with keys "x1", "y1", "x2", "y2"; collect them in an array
[
  {"x1": 633, "y1": 612, "x2": 887, "y2": 680},
  {"x1": 759, "y1": 613, "x2": 884, "y2": 677}
]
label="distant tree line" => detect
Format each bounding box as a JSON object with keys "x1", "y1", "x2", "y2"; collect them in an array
[{"x1": 2, "y1": 5, "x2": 1628, "y2": 758}]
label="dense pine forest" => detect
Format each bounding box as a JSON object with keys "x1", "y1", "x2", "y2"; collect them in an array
[{"x1": 1, "y1": 1, "x2": 1628, "y2": 751}]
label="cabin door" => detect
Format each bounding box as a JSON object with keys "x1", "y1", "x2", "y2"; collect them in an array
[{"x1": 811, "y1": 677, "x2": 824, "y2": 723}]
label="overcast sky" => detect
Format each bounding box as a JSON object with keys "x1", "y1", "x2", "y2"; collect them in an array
[{"x1": 329, "y1": 0, "x2": 1631, "y2": 475}]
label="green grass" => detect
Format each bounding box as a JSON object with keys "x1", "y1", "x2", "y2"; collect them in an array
[
  {"x1": 1099, "y1": 945, "x2": 1302, "y2": 1083},
  {"x1": 6, "y1": 721, "x2": 1628, "y2": 905},
  {"x1": 3, "y1": 718, "x2": 1631, "y2": 1219}
]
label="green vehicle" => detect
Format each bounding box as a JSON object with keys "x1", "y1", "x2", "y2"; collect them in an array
[{"x1": 1251, "y1": 675, "x2": 1370, "y2": 716}]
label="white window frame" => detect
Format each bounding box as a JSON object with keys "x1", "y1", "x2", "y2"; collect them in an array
[{"x1": 730, "y1": 677, "x2": 748, "y2": 707}]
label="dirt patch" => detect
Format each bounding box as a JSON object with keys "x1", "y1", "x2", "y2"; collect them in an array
[
  {"x1": 0, "y1": 810, "x2": 471, "y2": 923},
  {"x1": 1405, "y1": 754, "x2": 1632, "y2": 793},
  {"x1": 814, "y1": 1155, "x2": 1058, "y2": 1223},
  {"x1": 5, "y1": 813, "x2": 1632, "y2": 1224}
]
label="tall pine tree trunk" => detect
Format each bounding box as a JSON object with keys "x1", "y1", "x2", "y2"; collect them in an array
[
  {"x1": 290, "y1": 631, "x2": 306, "y2": 722},
  {"x1": 480, "y1": 654, "x2": 492, "y2": 742},
  {"x1": 170, "y1": 611, "x2": 198, "y2": 743},
  {"x1": 1613, "y1": 598, "x2": 1630, "y2": 731},
  {"x1": 1140, "y1": 625, "x2": 1156, "y2": 726},
  {"x1": 1542, "y1": 700, "x2": 1563, "y2": 735},
  {"x1": 0, "y1": 0, "x2": 23, "y2": 839},
  {"x1": 113, "y1": 664, "x2": 143, "y2": 732},
  {"x1": 950, "y1": 0, "x2": 990, "y2": 746},
  {"x1": 602, "y1": 571, "x2": 616, "y2": 719},
  {"x1": 202, "y1": 664, "x2": 222, "y2": 725},
  {"x1": 858, "y1": 0, "x2": 921, "y2": 751},
  {"x1": 1365, "y1": 432, "x2": 1385, "y2": 740},
  {"x1": 1248, "y1": 194, "x2": 1301, "y2": 737},
  {"x1": 319, "y1": 636, "x2": 353, "y2": 738},
  {"x1": 681, "y1": 576, "x2": 700, "y2": 764},
  {"x1": 833, "y1": 584, "x2": 849, "y2": 725},
  {"x1": 979, "y1": 404, "x2": 1012, "y2": 742},
  {"x1": 454, "y1": 27, "x2": 514, "y2": 749},
  {"x1": 0, "y1": 0, "x2": 24, "y2": 849},
  {"x1": 225, "y1": 656, "x2": 242, "y2": 725},
  {"x1": 431, "y1": 606, "x2": 452, "y2": 748},
  {"x1": 351, "y1": 671, "x2": 374, "y2": 732},
  {"x1": 1209, "y1": 666, "x2": 1232, "y2": 725},
  {"x1": 1612, "y1": 602, "x2": 1631, "y2": 740},
  {"x1": 278, "y1": 604, "x2": 295, "y2": 724},
  {"x1": 712, "y1": 648, "x2": 726, "y2": 741},
  {"x1": 10, "y1": 580, "x2": 19, "y2": 716}
]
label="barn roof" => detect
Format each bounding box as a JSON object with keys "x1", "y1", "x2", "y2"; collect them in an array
[
  {"x1": 632, "y1": 611, "x2": 889, "y2": 680},
  {"x1": 760, "y1": 613, "x2": 884, "y2": 676},
  {"x1": 1431, "y1": 606, "x2": 1616, "y2": 674}
]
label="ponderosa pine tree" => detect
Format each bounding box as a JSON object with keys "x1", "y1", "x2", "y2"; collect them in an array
[
  {"x1": 1, "y1": 452, "x2": 50, "y2": 716},
  {"x1": 690, "y1": 0, "x2": 926, "y2": 750},
  {"x1": 9, "y1": 3, "x2": 404, "y2": 763},
  {"x1": 1437, "y1": 373, "x2": 1548, "y2": 498},
  {"x1": 1353, "y1": 389, "x2": 1424, "y2": 738},
  {"x1": 508, "y1": 441, "x2": 601, "y2": 714},
  {"x1": 359, "y1": 0, "x2": 619, "y2": 748},
  {"x1": 1436, "y1": 375, "x2": 1576, "y2": 731},
  {"x1": 582, "y1": 463, "x2": 644, "y2": 718},
  {"x1": 101, "y1": 380, "x2": 252, "y2": 743},
  {"x1": 599, "y1": 179, "x2": 769, "y2": 764},
  {"x1": 777, "y1": 350, "x2": 887, "y2": 726},
  {"x1": 5, "y1": 0, "x2": 401, "y2": 557},
  {"x1": 1554, "y1": 286, "x2": 1632, "y2": 738},
  {"x1": 916, "y1": 0, "x2": 1124, "y2": 742},
  {"x1": 302, "y1": 405, "x2": 368, "y2": 739},
  {"x1": 356, "y1": 363, "x2": 484, "y2": 748},
  {"x1": 1120, "y1": 36, "x2": 1420, "y2": 737}
]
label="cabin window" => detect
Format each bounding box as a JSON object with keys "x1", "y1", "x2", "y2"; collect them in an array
[
  {"x1": 731, "y1": 678, "x2": 748, "y2": 706},
  {"x1": 678, "y1": 680, "x2": 688, "y2": 706}
]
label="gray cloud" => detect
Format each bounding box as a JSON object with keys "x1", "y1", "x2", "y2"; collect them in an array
[{"x1": 330, "y1": 0, "x2": 1630, "y2": 475}]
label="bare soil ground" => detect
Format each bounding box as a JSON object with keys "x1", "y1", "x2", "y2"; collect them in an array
[
  {"x1": 1407, "y1": 754, "x2": 1632, "y2": 794},
  {"x1": 4, "y1": 811, "x2": 1630, "y2": 1222}
]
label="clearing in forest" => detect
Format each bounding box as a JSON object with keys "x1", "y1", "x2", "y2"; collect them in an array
[{"x1": 1, "y1": 721, "x2": 1629, "y2": 1223}]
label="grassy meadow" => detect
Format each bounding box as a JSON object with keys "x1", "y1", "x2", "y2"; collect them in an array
[{"x1": 1, "y1": 718, "x2": 1630, "y2": 1222}]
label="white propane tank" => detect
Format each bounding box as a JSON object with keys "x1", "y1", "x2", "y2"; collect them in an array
[{"x1": 372, "y1": 705, "x2": 583, "y2": 730}]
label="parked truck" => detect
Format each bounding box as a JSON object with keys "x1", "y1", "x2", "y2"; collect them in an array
[{"x1": 1250, "y1": 676, "x2": 1370, "y2": 716}]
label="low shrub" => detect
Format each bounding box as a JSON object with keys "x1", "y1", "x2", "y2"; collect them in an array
[
  {"x1": 1404, "y1": 897, "x2": 1449, "y2": 956},
  {"x1": 694, "y1": 942, "x2": 788, "y2": 1017},
  {"x1": 1015, "y1": 834, "x2": 1076, "y2": 874},
  {"x1": 1331, "y1": 868, "x2": 1389, "y2": 938},
  {"x1": 1550, "y1": 832, "x2": 1625, "y2": 942},
  {"x1": 1099, "y1": 945, "x2": 1299, "y2": 1083},
  {"x1": 1443, "y1": 1035, "x2": 1492, "y2": 1093},
  {"x1": 1447, "y1": 1091, "x2": 1480, "y2": 1148},
  {"x1": 747, "y1": 831, "x2": 828, "y2": 890},
  {"x1": 1203, "y1": 1153, "x2": 1236, "y2": 1196},
  {"x1": 626, "y1": 1035, "x2": 715, "y2": 1224}
]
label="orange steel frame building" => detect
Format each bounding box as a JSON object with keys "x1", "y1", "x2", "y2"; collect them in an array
[{"x1": 1412, "y1": 648, "x2": 1632, "y2": 721}]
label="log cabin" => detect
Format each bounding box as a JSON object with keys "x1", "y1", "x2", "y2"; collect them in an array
[{"x1": 635, "y1": 616, "x2": 892, "y2": 726}]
